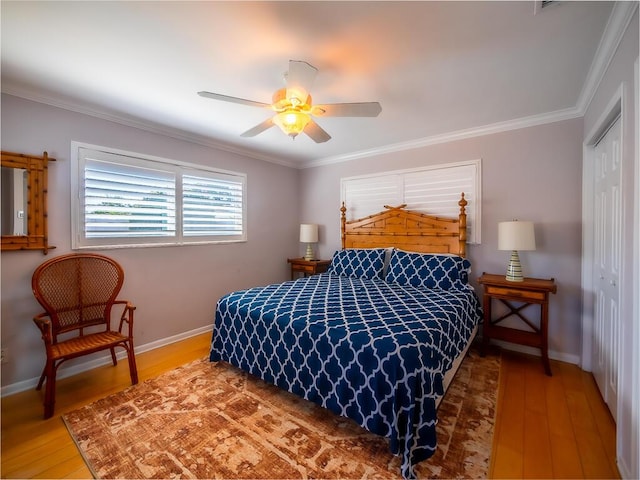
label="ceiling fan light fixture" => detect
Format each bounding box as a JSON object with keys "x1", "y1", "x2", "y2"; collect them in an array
[
  {"x1": 273, "y1": 110, "x2": 311, "y2": 139},
  {"x1": 199, "y1": 60, "x2": 381, "y2": 143}
]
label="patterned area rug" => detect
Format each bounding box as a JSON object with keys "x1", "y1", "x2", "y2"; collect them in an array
[{"x1": 63, "y1": 346, "x2": 500, "y2": 479}]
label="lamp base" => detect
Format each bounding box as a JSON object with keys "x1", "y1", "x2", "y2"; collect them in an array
[
  {"x1": 304, "y1": 243, "x2": 315, "y2": 261},
  {"x1": 505, "y1": 250, "x2": 524, "y2": 282}
]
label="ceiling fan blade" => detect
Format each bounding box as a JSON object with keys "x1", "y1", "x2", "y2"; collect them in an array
[
  {"x1": 312, "y1": 102, "x2": 382, "y2": 117},
  {"x1": 240, "y1": 117, "x2": 275, "y2": 137},
  {"x1": 286, "y1": 60, "x2": 318, "y2": 104},
  {"x1": 198, "y1": 91, "x2": 270, "y2": 109},
  {"x1": 303, "y1": 119, "x2": 331, "y2": 143}
]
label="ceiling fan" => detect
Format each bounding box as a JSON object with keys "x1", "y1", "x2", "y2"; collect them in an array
[{"x1": 198, "y1": 60, "x2": 382, "y2": 143}]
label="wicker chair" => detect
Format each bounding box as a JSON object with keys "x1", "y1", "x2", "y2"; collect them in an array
[{"x1": 31, "y1": 253, "x2": 138, "y2": 419}]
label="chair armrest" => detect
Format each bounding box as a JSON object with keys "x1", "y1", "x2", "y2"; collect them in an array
[
  {"x1": 33, "y1": 313, "x2": 53, "y2": 345},
  {"x1": 114, "y1": 300, "x2": 135, "y2": 336}
]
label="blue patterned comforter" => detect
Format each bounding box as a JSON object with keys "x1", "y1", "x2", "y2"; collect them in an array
[{"x1": 209, "y1": 273, "x2": 482, "y2": 478}]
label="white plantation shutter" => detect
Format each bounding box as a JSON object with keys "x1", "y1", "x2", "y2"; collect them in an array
[
  {"x1": 84, "y1": 157, "x2": 176, "y2": 239},
  {"x1": 182, "y1": 172, "x2": 244, "y2": 237},
  {"x1": 72, "y1": 144, "x2": 246, "y2": 249},
  {"x1": 341, "y1": 160, "x2": 481, "y2": 244},
  {"x1": 342, "y1": 175, "x2": 403, "y2": 220}
]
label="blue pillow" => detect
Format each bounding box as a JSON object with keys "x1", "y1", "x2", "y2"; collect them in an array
[
  {"x1": 385, "y1": 250, "x2": 471, "y2": 290},
  {"x1": 327, "y1": 248, "x2": 386, "y2": 279}
]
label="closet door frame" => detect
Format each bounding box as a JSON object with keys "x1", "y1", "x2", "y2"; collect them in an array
[{"x1": 581, "y1": 85, "x2": 623, "y2": 375}]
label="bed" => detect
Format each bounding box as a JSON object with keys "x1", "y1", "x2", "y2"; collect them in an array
[{"x1": 209, "y1": 194, "x2": 482, "y2": 479}]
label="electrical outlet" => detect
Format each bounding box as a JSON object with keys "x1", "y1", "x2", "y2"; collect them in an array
[{"x1": 1, "y1": 348, "x2": 6, "y2": 364}]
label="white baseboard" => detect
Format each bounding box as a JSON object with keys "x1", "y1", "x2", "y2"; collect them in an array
[
  {"x1": 0, "y1": 324, "x2": 213, "y2": 398},
  {"x1": 490, "y1": 339, "x2": 581, "y2": 366},
  {"x1": 2, "y1": 328, "x2": 583, "y2": 397}
]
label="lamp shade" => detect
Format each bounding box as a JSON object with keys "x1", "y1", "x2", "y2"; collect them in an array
[
  {"x1": 273, "y1": 110, "x2": 311, "y2": 139},
  {"x1": 498, "y1": 221, "x2": 536, "y2": 251},
  {"x1": 299, "y1": 224, "x2": 318, "y2": 243}
]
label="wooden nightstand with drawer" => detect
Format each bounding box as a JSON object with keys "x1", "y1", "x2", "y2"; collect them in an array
[
  {"x1": 287, "y1": 258, "x2": 330, "y2": 280},
  {"x1": 478, "y1": 272, "x2": 557, "y2": 375}
]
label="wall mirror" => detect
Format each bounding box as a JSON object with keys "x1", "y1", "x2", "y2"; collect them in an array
[{"x1": 1, "y1": 151, "x2": 55, "y2": 254}]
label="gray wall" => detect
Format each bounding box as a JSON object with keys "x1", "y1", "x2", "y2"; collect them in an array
[
  {"x1": 300, "y1": 118, "x2": 584, "y2": 363},
  {"x1": 0, "y1": 94, "x2": 300, "y2": 388}
]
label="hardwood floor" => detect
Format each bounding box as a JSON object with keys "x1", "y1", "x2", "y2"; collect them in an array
[
  {"x1": 1, "y1": 334, "x2": 211, "y2": 479},
  {"x1": 491, "y1": 350, "x2": 619, "y2": 479},
  {"x1": 1, "y1": 334, "x2": 619, "y2": 479}
]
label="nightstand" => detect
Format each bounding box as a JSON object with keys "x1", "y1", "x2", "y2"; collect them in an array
[
  {"x1": 287, "y1": 258, "x2": 330, "y2": 280},
  {"x1": 478, "y1": 272, "x2": 557, "y2": 375}
]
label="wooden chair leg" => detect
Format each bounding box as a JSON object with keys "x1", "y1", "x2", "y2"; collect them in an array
[
  {"x1": 127, "y1": 347, "x2": 138, "y2": 385},
  {"x1": 36, "y1": 367, "x2": 46, "y2": 391},
  {"x1": 110, "y1": 347, "x2": 117, "y2": 366},
  {"x1": 43, "y1": 361, "x2": 56, "y2": 419}
]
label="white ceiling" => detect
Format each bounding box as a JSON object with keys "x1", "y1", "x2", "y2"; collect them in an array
[{"x1": 1, "y1": 1, "x2": 618, "y2": 168}]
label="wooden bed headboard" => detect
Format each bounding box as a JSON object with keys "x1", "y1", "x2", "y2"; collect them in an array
[{"x1": 340, "y1": 193, "x2": 468, "y2": 257}]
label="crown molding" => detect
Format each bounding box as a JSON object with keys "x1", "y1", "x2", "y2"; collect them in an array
[
  {"x1": 0, "y1": 84, "x2": 583, "y2": 171},
  {"x1": 304, "y1": 106, "x2": 582, "y2": 169},
  {"x1": 0, "y1": 86, "x2": 300, "y2": 169},
  {"x1": 575, "y1": 1, "x2": 639, "y2": 115}
]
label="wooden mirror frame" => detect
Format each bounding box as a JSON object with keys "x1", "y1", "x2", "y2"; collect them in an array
[{"x1": 1, "y1": 151, "x2": 55, "y2": 254}]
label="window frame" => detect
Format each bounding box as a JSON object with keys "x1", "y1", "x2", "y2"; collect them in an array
[
  {"x1": 340, "y1": 159, "x2": 482, "y2": 244},
  {"x1": 71, "y1": 142, "x2": 247, "y2": 250}
]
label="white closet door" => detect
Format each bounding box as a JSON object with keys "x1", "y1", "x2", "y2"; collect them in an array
[{"x1": 592, "y1": 117, "x2": 622, "y2": 421}]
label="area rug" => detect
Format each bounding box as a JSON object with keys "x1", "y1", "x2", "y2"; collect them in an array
[{"x1": 63, "y1": 346, "x2": 500, "y2": 479}]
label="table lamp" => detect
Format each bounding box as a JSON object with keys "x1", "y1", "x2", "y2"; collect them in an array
[
  {"x1": 498, "y1": 220, "x2": 536, "y2": 282},
  {"x1": 299, "y1": 223, "x2": 318, "y2": 261}
]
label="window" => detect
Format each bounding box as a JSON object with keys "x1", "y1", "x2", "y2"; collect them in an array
[
  {"x1": 341, "y1": 160, "x2": 481, "y2": 243},
  {"x1": 71, "y1": 143, "x2": 246, "y2": 249}
]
